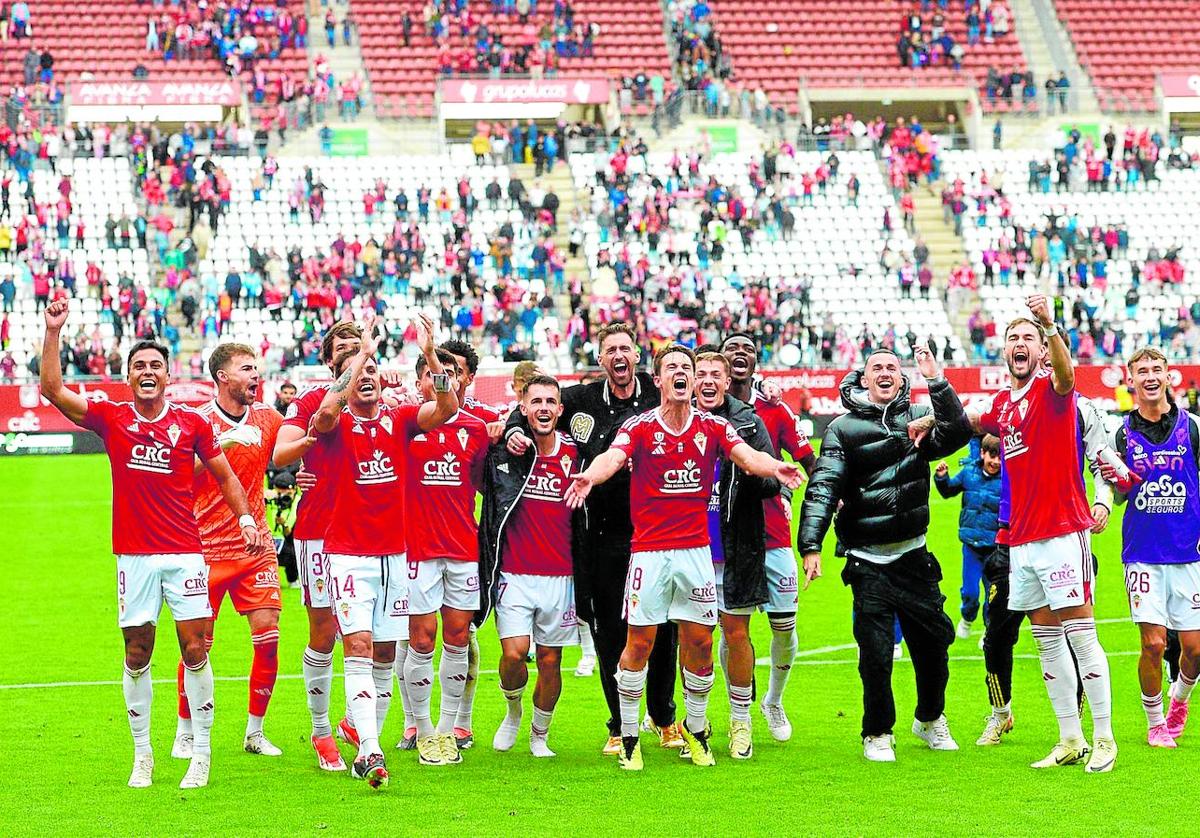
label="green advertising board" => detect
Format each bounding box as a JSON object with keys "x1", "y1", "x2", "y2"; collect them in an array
[
  {"x1": 329, "y1": 127, "x2": 370, "y2": 157},
  {"x1": 706, "y1": 124, "x2": 739, "y2": 154}
]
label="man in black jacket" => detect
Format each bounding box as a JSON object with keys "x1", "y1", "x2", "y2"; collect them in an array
[
  {"x1": 798, "y1": 345, "x2": 971, "y2": 762},
  {"x1": 695, "y1": 351, "x2": 780, "y2": 760},
  {"x1": 505, "y1": 322, "x2": 682, "y2": 752}
]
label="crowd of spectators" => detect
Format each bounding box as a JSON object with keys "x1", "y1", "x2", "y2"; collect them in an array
[
  {"x1": 147, "y1": 0, "x2": 307, "y2": 76},
  {"x1": 898, "y1": 0, "x2": 1011, "y2": 70}
]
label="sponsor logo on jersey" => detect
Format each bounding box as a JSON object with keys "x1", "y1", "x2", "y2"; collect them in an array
[
  {"x1": 1191, "y1": 593, "x2": 1200, "y2": 610},
  {"x1": 688, "y1": 581, "x2": 716, "y2": 603},
  {"x1": 183, "y1": 571, "x2": 208, "y2": 596},
  {"x1": 1048, "y1": 562, "x2": 1078, "y2": 589},
  {"x1": 129, "y1": 442, "x2": 173, "y2": 474},
  {"x1": 561, "y1": 604, "x2": 577, "y2": 627},
  {"x1": 357, "y1": 449, "x2": 397, "y2": 485},
  {"x1": 254, "y1": 569, "x2": 279, "y2": 588},
  {"x1": 390, "y1": 596, "x2": 409, "y2": 618},
  {"x1": 662, "y1": 459, "x2": 703, "y2": 493},
  {"x1": 570, "y1": 412, "x2": 596, "y2": 443},
  {"x1": 465, "y1": 574, "x2": 480, "y2": 592},
  {"x1": 423, "y1": 452, "x2": 462, "y2": 485},
  {"x1": 1002, "y1": 429, "x2": 1027, "y2": 459},
  {"x1": 167, "y1": 423, "x2": 182, "y2": 446},
  {"x1": 1133, "y1": 474, "x2": 1188, "y2": 513},
  {"x1": 526, "y1": 470, "x2": 565, "y2": 502}
]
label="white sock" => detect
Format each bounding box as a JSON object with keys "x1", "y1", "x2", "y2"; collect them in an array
[
  {"x1": 728, "y1": 682, "x2": 753, "y2": 723},
  {"x1": 302, "y1": 646, "x2": 334, "y2": 737},
  {"x1": 1171, "y1": 671, "x2": 1197, "y2": 704},
  {"x1": 994, "y1": 702, "x2": 1012, "y2": 720},
  {"x1": 455, "y1": 630, "x2": 480, "y2": 731},
  {"x1": 344, "y1": 656, "x2": 380, "y2": 756},
  {"x1": 373, "y1": 662, "x2": 393, "y2": 738},
  {"x1": 1063, "y1": 618, "x2": 1113, "y2": 740},
  {"x1": 394, "y1": 641, "x2": 414, "y2": 730},
  {"x1": 404, "y1": 647, "x2": 435, "y2": 737},
  {"x1": 246, "y1": 714, "x2": 264, "y2": 737},
  {"x1": 437, "y1": 643, "x2": 469, "y2": 734},
  {"x1": 123, "y1": 663, "x2": 153, "y2": 755},
  {"x1": 717, "y1": 632, "x2": 729, "y2": 683},
  {"x1": 578, "y1": 620, "x2": 596, "y2": 659},
  {"x1": 502, "y1": 684, "x2": 525, "y2": 725},
  {"x1": 682, "y1": 667, "x2": 715, "y2": 733},
  {"x1": 176, "y1": 714, "x2": 192, "y2": 738},
  {"x1": 531, "y1": 705, "x2": 554, "y2": 739},
  {"x1": 1031, "y1": 625, "x2": 1085, "y2": 744},
  {"x1": 615, "y1": 667, "x2": 647, "y2": 738},
  {"x1": 1142, "y1": 691, "x2": 1165, "y2": 728},
  {"x1": 183, "y1": 657, "x2": 215, "y2": 757},
  {"x1": 765, "y1": 616, "x2": 798, "y2": 705}
]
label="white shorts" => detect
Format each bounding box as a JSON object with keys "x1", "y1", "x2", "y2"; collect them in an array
[
  {"x1": 763, "y1": 547, "x2": 800, "y2": 613},
  {"x1": 296, "y1": 538, "x2": 330, "y2": 608},
  {"x1": 327, "y1": 553, "x2": 409, "y2": 642},
  {"x1": 407, "y1": 558, "x2": 480, "y2": 615},
  {"x1": 1125, "y1": 562, "x2": 1200, "y2": 631},
  {"x1": 624, "y1": 547, "x2": 717, "y2": 627},
  {"x1": 116, "y1": 553, "x2": 212, "y2": 629},
  {"x1": 714, "y1": 563, "x2": 754, "y2": 616},
  {"x1": 495, "y1": 572, "x2": 579, "y2": 646},
  {"x1": 1008, "y1": 529, "x2": 1093, "y2": 613}
]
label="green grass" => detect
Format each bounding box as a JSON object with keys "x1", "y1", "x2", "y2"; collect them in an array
[{"x1": 0, "y1": 453, "x2": 1193, "y2": 837}]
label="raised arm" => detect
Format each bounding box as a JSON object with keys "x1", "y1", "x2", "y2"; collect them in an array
[
  {"x1": 564, "y1": 447, "x2": 628, "y2": 509},
  {"x1": 312, "y1": 349, "x2": 369, "y2": 434},
  {"x1": 273, "y1": 422, "x2": 317, "y2": 467},
  {"x1": 413, "y1": 313, "x2": 459, "y2": 432},
  {"x1": 729, "y1": 441, "x2": 802, "y2": 489},
  {"x1": 40, "y1": 298, "x2": 88, "y2": 424},
  {"x1": 913, "y1": 343, "x2": 973, "y2": 459},
  {"x1": 1029, "y1": 294, "x2": 1073, "y2": 395}
]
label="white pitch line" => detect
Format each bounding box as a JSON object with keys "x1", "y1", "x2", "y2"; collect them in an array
[{"x1": 2, "y1": 649, "x2": 1144, "y2": 689}]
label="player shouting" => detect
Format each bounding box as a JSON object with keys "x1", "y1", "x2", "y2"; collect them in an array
[
  {"x1": 310, "y1": 315, "x2": 458, "y2": 788},
  {"x1": 273, "y1": 321, "x2": 362, "y2": 772},
  {"x1": 565, "y1": 345, "x2": 803, "y2": 771},
  {"x1": 721, "y1": 333, "x2": 816, "y2": 741},
  {"x1": 972, "y1": 296, "x2": 1117, "y2": 772},
  {"x1": 1107, "y1": 347, "x2": 1200, "y2": 747},
  {"x1": 174, "y1": 343, "x2": 284, "y2": 762},
  {"x1": 401, "y1": 349, "x2": 490, "y2": 766},
  {"x1": 40, "y1": 298, "x2": 266, "y2": 789},
  {"x1": 480, "y1": 374, "x2": 584, "y2": 757}
]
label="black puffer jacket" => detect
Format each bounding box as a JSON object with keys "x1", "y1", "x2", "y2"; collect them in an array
[
  {"x1": 476, "y1": 432, "x2": 588, "y2": 626},
  {"x1": 711, "y1": 395, "x2": 781, "y2": 610},
  {"x1": 798, "y1": 371, "x2": 971, "y2": 554}
]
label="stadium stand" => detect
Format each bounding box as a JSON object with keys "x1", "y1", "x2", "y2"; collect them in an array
[{"x1": 1054, "y1": 0, "x2": 1200, "y2": 113}]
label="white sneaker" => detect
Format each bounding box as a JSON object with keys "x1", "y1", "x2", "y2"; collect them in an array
[
  {"x1": 1085, "y1": 737, "x2": 1117, "y2": 773},
  {"x1": 863, "y1": 734, "x2": 896, "y2": 762},
  {"x1": 759, "y1": 701, "x2": 792, "y2": 742},
  {"x1": 244, "y1": 731, "x2": 283, "y2": 756},
  {"x1": 492, "y1": 720, "x2": 520, "y2": 752},
  {"x1": 179, "y1": 755, "x2": 211, "y2": 789},
  {"x1": 171, "y1": 732, "x2": 194, "y2": 760},
  {"x1": 530, "y1": 736, "x2": 556, "y2": 758},
  {"x1": 574, "y1": 655, "x2": 596, "y2": 677},
  {"x1": 728, "y1": 719, "x2": 753, "y2": 759},
  {"x1": 975, "y1": 712, "x2": 1013, "y2": 746},
  {"x1": 1030, "y1": 739, "x2": 1090, "y2": 769},
  {"x1": 892, "y1": 643, "x2": 903, "y2": 660},
  {"x1": 912, "y1": 715, "x2": 959, "y2": 751},
  {"x1": 128, "y1": 753, "x2": 154, "y2": 788},
  {"x1": 956, "y1": 619, "x2": 972, "y2": 640}
]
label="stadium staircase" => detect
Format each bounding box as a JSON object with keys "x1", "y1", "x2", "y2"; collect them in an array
[
  {"x1": 306, "y1": 6, "x2": 375, "y2": 118},
  {"x1": 905, "y1": 180, "x2": 978, "y2": 349},
  {"x1": 507, "y1": 160, "x2": 588, "y2": 319},
  {"x1": 1018, "y1": 0, "x2": 1099, "y2": 114}
]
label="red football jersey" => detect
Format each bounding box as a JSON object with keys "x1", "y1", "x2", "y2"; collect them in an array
[
  {"x1": 319, "y1": 403, "x2": 419, "y2": 556},
  {"x1": 611, "y1": 407, "x2": 744, "y2": 552},
  {"x1": 81, "y1": 400, "x2": 221, "y2": 555},
  {"x1": 283, "y1": 385, "x2": 334, "y2": 541},
  {"x1": 461, "y1": 395, "x2": 503, "y2": 423},
  {"x1": 193, "y1": 401, "x2": 282, "y2": 562},
  {"x1": 751, "y1": 392, "x2": 814, "y2": 549},
  {"x1": 980, "y1": 371, "x2": 1092, "y2": 546},
  {"x1": 501, "y1": 433, "x2": 579, "y2": 575},
  {"x1": 403, "y1": 410, "x2": 489, "y2": 562}
]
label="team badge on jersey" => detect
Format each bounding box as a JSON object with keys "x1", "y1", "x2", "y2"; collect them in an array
[
  {"x1": 167, "y1": 423, "x2": 182, "y2": 446},
  {"x1": 570, "y1": 412, "x2": 596, "y2": 443},
  {"x1": 380, "y1": 415, "x2": 393, "y2": 434},
  {"x1": 693, "y1": 431, "x2": 708, "y2": 455},
  {"x1": 1017, "y1": 399, "x2": 1029, "y2": 420},
  {"x1": 560, "y1": 454, "x2": 573, "y2": 475},
  {"x1": 457, "y1": 428, "x2": 470, "y2": 450}
]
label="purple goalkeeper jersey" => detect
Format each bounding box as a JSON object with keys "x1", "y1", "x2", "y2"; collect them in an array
[{"x1": 1122, "y1": 409, "x2": 1200, "y2": 566}]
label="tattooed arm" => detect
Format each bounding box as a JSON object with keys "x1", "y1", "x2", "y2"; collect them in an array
[{"x1": 312, "y1": 322, "x2": 379, "y2": 434}]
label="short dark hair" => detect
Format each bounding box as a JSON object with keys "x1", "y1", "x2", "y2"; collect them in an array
[
  {"x1": 416, "y1": 348, "x2": 459, "y2": 377},
  {"x1": 207, "y1": 342, "x2": 256, "y2": 382},
  {"x1": 439, "y1": 339, "x2": 480, "y2": 375},
  {"x1": 127, "y1": 340, "x2": 169, "y2": 367},
  {"x1": 720, "y1": 331, "x2": 757, "y2": 350},
  {"x1": 980, "y1": 434, "x2": 1001, "y2": 456},
  {"x1": 279, "y1": 381, "x2": 297, "y2": 393},
  {"x1": 521, "y1": 373, "x2": 561, "y2": 397},
  {"x1": 320, "y1": 321, "x2": 363, "y2": 364},
  {"x1": 653, "y1": 343, "x2": 696, "y2": 375}
]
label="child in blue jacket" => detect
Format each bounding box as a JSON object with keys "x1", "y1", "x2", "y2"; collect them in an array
[{"x1": 935, "y1": 434, "x2": 1002, "y2": 641}]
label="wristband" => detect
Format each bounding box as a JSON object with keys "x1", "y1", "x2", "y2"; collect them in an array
[
  {"x1": 238, "y1": 514, "x2": 256, "y2": 530},
  {"x1": 1041, "y1": 322, "x2": 1057, "y2": 338},
  {"x1": 432, "y1": 372, "x2": 452, "y2": 393}
]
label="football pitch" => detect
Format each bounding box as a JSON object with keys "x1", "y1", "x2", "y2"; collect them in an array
[{"x1": 0, "y1": 454, "x2": 1194, "y2": 837}]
